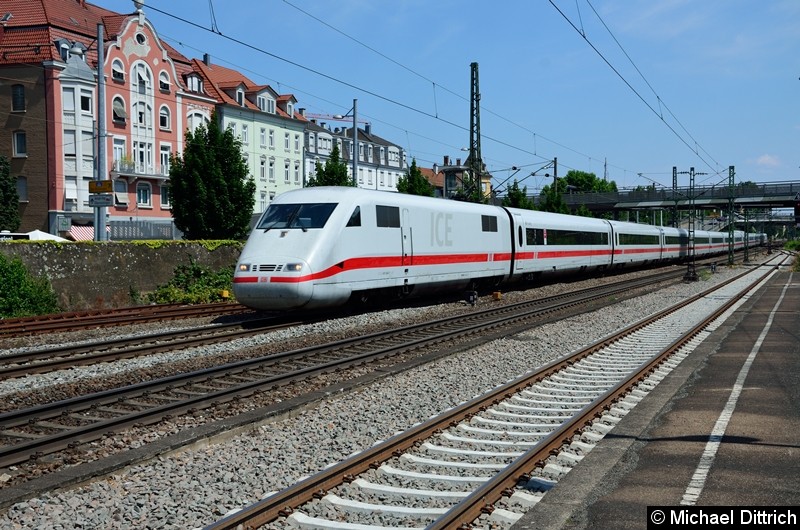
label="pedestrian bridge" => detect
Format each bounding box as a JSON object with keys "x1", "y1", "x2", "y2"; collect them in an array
[{"x1": 561, "y1": 180, "x2": 800, "y2": 214}]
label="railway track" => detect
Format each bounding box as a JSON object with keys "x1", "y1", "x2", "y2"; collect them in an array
[
  {"x1": 0, "y1": 266, "x2": 697, "y2": 470},
  {"x1": 205, "y1": 253, "x2": 789, "y2": 530},
  {"x1": 0, "y1": 261, "x2": 734, "y2": 381},
  {"x1": 0, "y1": 301, "x2": 254, "y2": 338}
]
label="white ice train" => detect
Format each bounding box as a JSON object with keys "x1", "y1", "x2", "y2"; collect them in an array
[{"x1": 233, "y1": 187, "x2": 762, "y2": 310}]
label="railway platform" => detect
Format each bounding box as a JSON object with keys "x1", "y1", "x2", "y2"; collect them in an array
[{"x1": 513, "y1": 268, "x2": 799, "y2": 530}]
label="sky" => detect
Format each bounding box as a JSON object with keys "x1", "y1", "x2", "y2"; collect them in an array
[{"x1": 96, "y1": 0, "x2": 800, "y2": 193}]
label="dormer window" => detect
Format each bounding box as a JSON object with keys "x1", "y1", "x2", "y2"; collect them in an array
[
  {"x1": 112, "y1": 59, "x2": 125, "y2": 82},
  {"x1": 236, "y1": 89, "x2": 244, "y2": 106},
  {"x1": 259, "y1": 96, "x2": 275, "y2": 114},
  {"x1": 186, "y1": 75, "x2": 203, "y2": 93},
  {"x1": 286, "y1": 102, "x2": 294, "y2": 117},
  {"x1": 159, "y1": 71, "x2": 170, "y2": 92}
]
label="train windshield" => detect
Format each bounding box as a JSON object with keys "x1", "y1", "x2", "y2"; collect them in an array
[{"x1": 257, "y1": 202, "x2": 338, "y2": 231}]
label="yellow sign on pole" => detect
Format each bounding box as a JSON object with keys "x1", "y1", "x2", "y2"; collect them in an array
[{"x1": 89, "y1": 180, "x2": 113, "y2": 193}]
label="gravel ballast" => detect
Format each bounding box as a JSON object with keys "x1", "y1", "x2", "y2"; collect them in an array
[{"x1": 0, "y1": 261, "x2": 766, "y2": 529}]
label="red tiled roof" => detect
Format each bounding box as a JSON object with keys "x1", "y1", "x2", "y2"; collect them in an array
[
  {"x1": 0, "y1": 0, "x2": 189, "y2": 68},
  {"x1": 420, "y1": 167, "x2": 444, "y2": 188}
]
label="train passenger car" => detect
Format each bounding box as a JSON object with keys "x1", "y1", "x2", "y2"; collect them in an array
[
  {"x1": 233, "y1": 187, "x2": 765, "y2": 311},
  {"x1": 503, "y1": 209, "x2": 613, "y2": 276},
  {"x1": 234, "y1": 187, "x2": 514, "y2": 309}
]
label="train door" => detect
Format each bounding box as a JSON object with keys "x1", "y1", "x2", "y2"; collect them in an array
[
  {"x1": 401, "y1": 209, "x2": 413, "y2": 266},
  {"x1": 513, "y1": 213, "x2": 525, "y2": 271}
]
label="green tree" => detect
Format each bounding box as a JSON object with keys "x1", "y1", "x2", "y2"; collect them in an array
[
  {"x1": 501, "y1": 180, "x2": 535, "y2": 209},
  {"x1": 0, "y1": 156, "x2": 20, "y2": 232},
  {"x1": 538, "y1": 180, "x2": 569, "y2": 213},
  {"x1": 308, "y1": 143, "x2": 353, "y2": 187},
  {"x1": 562, "y1": 169, "x2": 617, "y2": 193},
  {"x1": 169, "y1": 111, "x2": 255, "y2": 240},
  {"x1": 396, "y1": 158, "x2": 434, "y2": 196},
  {"x1": 572, "y1": 204, "x2": 594, "y2": 217},
  {"x1": 0, "y1": 254, "x2": 61, "y2": 317}
]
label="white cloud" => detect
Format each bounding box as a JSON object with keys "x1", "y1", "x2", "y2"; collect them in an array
[{"x1": 755, "y1": 154, "x2": 781, "y2": 168}]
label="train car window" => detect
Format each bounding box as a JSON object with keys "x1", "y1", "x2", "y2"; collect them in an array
[
  {"x1": 618, "y1": 233, "x2": 660, "y2": 245},
  {"x1": 257, "y1": 202, "x2": 337, "y2": 231},
  {"x1": 346, "y1": 206, "x2": 361, "y2": 227},
  {"x1": 518, "y1": 226, "x2": 523, "y2": 246},
  {"x1": 546, "y1": 229, "x2": 607, "y2": 245},
  {"x1": 481, "y1": 215, "x2": 498, "y2": 232},
  {"x1": 665, "y1": 235, "x2": 689, "y2": 245},
  {"x1": 525, "y1": 228, "x2": 537, "y2": 245},
  {"x1": 376, "y1": 205, "x2": 400, "y2": 227}
]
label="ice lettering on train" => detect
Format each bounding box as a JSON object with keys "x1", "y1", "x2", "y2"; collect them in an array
[{"x1": 431, "y1": 212, "x2": 453, "y2": 247}]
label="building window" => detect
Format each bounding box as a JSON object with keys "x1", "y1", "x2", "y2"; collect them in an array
[
  {"x1": 62, "y1": 87, "x2": 75, "y2": 113},
  {"x1": 236, "y1": 89, "x2": 244, "y2": 106},
  {"x1": 64, "y1": 130, "x2": 76, "y2": 157},
  {"x1": 260, "y1": 128, "x2": 266, "y2": 147},
  {"x1": 114, "y1": 179, "x2": 128, "y2": 205},
  {"x1": 11, "y1": 84, "x2": 25, "y2": 112},
  {"x1": 159, "y1": 71, "x2": 170, "y2": 92},
  {"x1": 284, "y1": 160, "x2": 290, "y2": 183},
  {"x1": 294, "y1": 163, "x2": 300, "y2": 184},
  {"x1": 159, "y1": 106, "x2": 170, "y2": 130},
  {"x1": 80, "y1": 90, "x2": 92, "y2": 114},
  {"x1": 134, "y1": 64, "x2": 151, "y2": 96},
  {"x1": 269, "y1": 159, "x2": 275, "y2": 182},
  {"x1": 112, "y1": 97, "x2": 127, "y2": 123},
  {"x1": 294, "y1": 134, "x2": 300, "y2": 152},
  {"x1": 230, "y1": 122, "x2": 237, "y2": 137},
  {"x1": 112, "y1": 60, "x2": 125, "y2": 82},
  {"x1": 257, "y1": 95, "x2": 266, "y2": 112},
  {"x1": 160, "y1": 145, "x2": 171, "y2": 175},
  {"x1": 187, "y1": 111, "x2": 208, "y2": 133},
  {"x1": 284, "y1": 132, "x2": 290, "y2": 150},
  {"x1": 241, "y1": 124, "x2": 249, "y2": 144},
  {"x1": 260, "y1": 157, "x2": 267, "y2": 181},
  {"x1": 286, "y1": 102, "x2": 293, "y2": 117},
  {"x1": 136, "y1": 182, "x2": 152, "y2": 207},
  {"x1": 269, "y1": 130, "x2": 275, "y2": 149},
  {"x1": 15, "y1": 176, "x2": 27, "y2": 202},
  {"x1": 186, "y1": 75, "x2": 203, "y2": 93},
  {"x1": 160, "y1": 185, "x2": 171, "y2": 208},
  {"x1": 12, "y1": 131, "x2": 27, "y2": 157}
]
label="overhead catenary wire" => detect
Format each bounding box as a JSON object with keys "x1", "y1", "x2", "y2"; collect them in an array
[
  {"x1": 548, "y1": 0, "x2": 719, "y2": 174},
  {"x1": 144, "y1": 2, "x2": 642, "y2": 178}
]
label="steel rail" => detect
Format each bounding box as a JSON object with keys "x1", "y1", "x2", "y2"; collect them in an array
[
  {"x1": 0, "y1": 302, "x2": 253, "y2": 337},
  {"x1": 204, "y1": 255, "x2": 782, "y2": 530},
  {"x1": 0, "y1": 267, "x2": 689, "y2": 469}
]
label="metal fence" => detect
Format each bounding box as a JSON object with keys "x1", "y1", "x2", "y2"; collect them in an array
[{"x1": 109, "y1": 220, "x2": 182, "y2": 240}]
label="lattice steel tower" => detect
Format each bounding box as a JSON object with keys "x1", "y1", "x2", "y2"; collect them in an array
[{"x1": 468, "y1": 62, "x2": 483, "y2": 201}]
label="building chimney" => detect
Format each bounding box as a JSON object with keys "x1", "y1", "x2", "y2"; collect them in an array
[
  {"x1": 443, "y1": 155, "x2": 450, "y2": 165},
  {"x1": 456, "y1": 158, "x2": 461, "y2": 166},
  {"x1": 364, "y1": 123, "x2": 371, "y2": 135},
  {"x1": 203, "y1": 53, "x2": 211, "y2": 66},
  {"x1": 298, "y1": 107, "x2": 306, "y2": 117},
  {"x1": 433, "y1": 163, "x2": 439, "y2": 175}
]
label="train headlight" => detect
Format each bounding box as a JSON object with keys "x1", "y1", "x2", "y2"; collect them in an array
[
  {"x1": 285, "y1": 263, "x2": 303, "y2": 272},
  {"x1": 238, "y1": 263, "x2": 251, "y2": 272}
]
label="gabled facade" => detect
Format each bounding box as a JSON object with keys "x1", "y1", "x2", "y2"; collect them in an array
[
  {"x1": 305, "y1": 121, "x2": 408, "y2": 192},
  {"x1": 192, "y1": 55, "x2": 307, "y2": 214},
  {"x1": 0, "y1": 0, "x2": 215, "y2": 238}
]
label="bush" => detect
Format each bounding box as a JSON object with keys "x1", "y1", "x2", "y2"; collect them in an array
[
  {"x1": 145, "y1": 259, "x2": 234, "y2": 304},
  {"x1": 0, "y1": 254, "x2": 62, "y2": 317}
]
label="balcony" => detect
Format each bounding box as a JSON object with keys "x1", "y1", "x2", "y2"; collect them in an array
[{"x1": 111, "y1": 159, "x2": 169, "y2": 181}]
